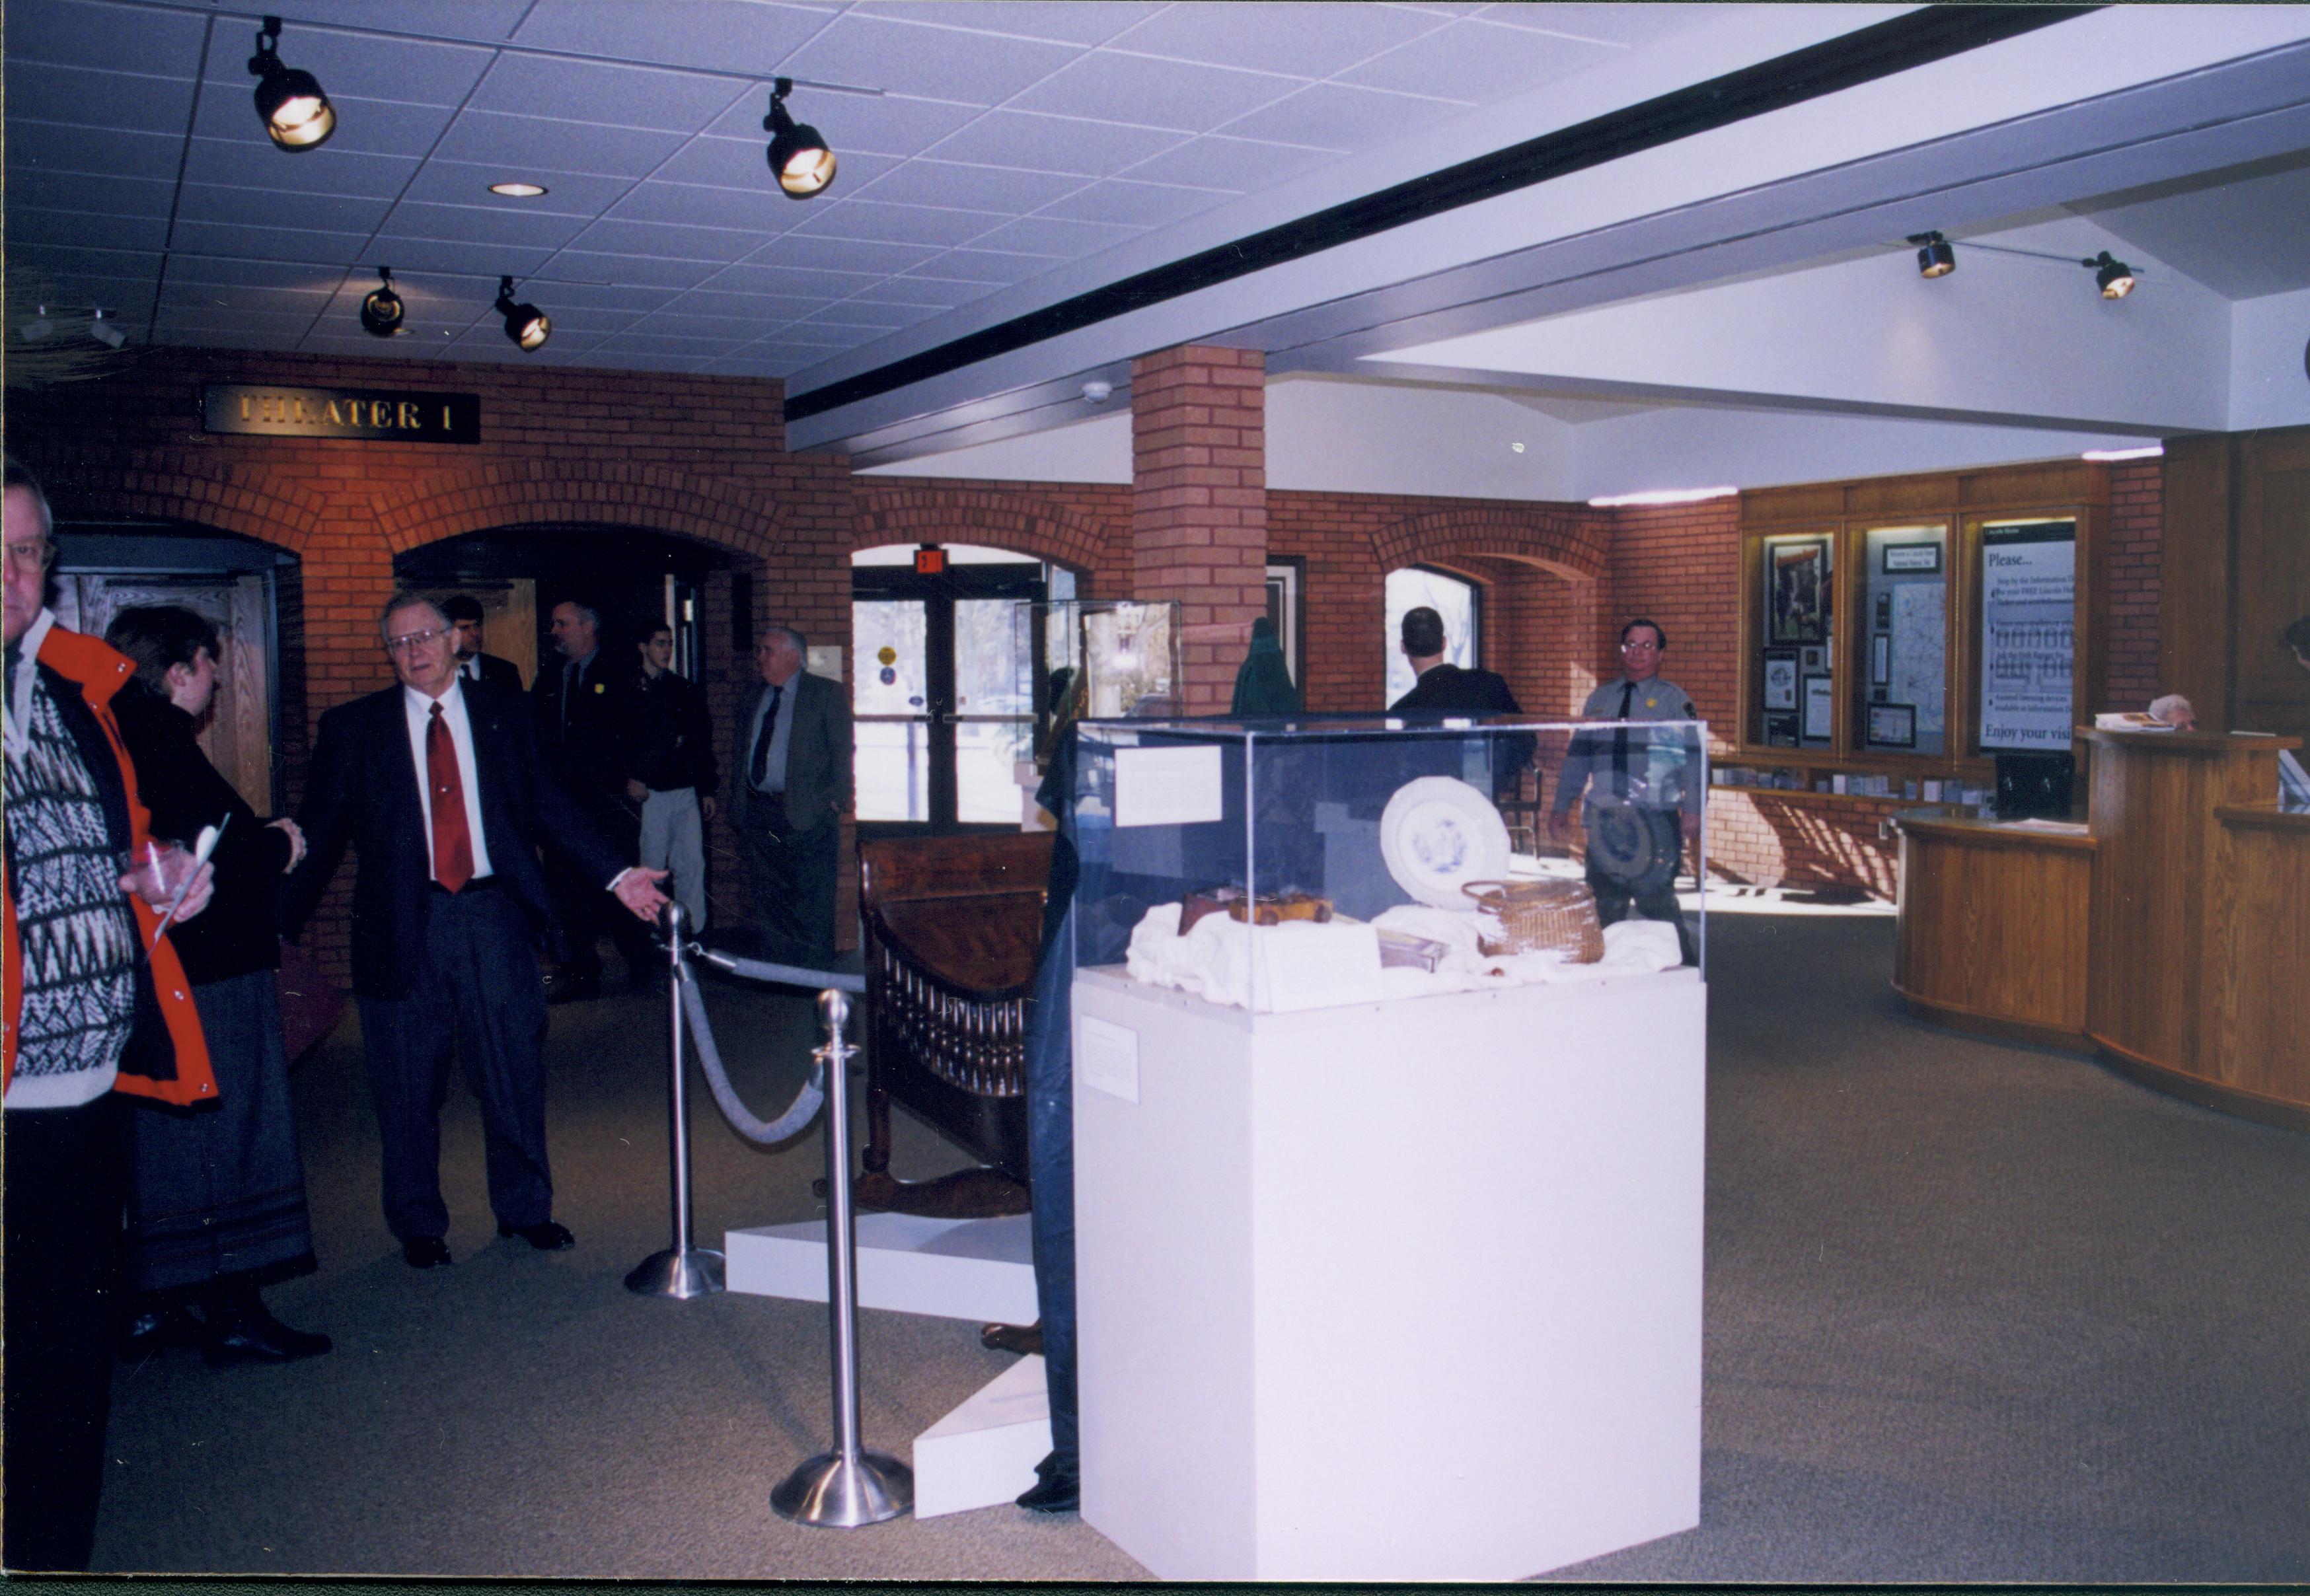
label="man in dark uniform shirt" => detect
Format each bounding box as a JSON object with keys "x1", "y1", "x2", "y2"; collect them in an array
[
  {"x1": 442, "y1": 594, "x2": 523, "y2": 694},
  {"x1": 1388, "y1": 605, "x2": 1534, "y2": 801},
  {"x1": 531, "y1": 600, "x2": 648, "y2": 997}
]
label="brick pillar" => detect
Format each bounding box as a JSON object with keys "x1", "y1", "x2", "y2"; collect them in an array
[{"x1": 1131, "y1": 344, "x2": 1267, "y2": 714}]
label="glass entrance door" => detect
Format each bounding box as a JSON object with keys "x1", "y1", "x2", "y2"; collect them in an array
[{"x1": 853, "y1": 553, "x2": 1043, "y2": 831}]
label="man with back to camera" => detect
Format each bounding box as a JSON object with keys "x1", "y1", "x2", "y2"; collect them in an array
[
  {"x1": 281, "y1": 595, "x2": 669, "y2": 1268},
  {"x1": 441, "y1": 593, "x2": 523, "y2": 694},
  {"x1": 533, "y1": 598, "x2": 650, "y2": 998},
  {"x1": 729, "y1": 627, "x2": 851, "y2": 968},
  {"x1": 1551, "y1": 618, "x2": 1701, "y2": 964},
  {"x1": 624, "y1": 621, "x2": 717, "y2": 938},
  {"x1": 4, "y1": 457, "x2": 217, "y2": 1570},
  {"x1": 1389, "y1": 604, "x2": 1536, "y2": 801}
]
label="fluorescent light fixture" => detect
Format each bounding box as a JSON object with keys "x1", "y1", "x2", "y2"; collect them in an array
[
  {"x1": 1587, "y1": 486, "x2": 1739, "y2": 508},
  {"x1": 489, "y1": 181, "x2": 548, "y2": 198},
  {"x1": 2081, "y1": 445, "x2": 2163, "y2": 462}
]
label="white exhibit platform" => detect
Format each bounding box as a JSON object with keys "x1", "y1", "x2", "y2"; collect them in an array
[
  {"x1": 724, "y1": 1211, "x2": 1038, "y2": 1324},
  {"x1": 1073, "y1": 964, "x2": 1707, "y2": 1581},
  {"x1": 913, "y1": 1354, "x2": 1053, "y2": 1518}
]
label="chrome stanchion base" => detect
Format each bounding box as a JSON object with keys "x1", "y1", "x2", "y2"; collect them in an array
[
  {"x1": 623, "y1": 1246, "x2": 726, "y2": 1299},
  {"x1": 770, "y1": 1449, "x2": 913, "y2": 1527}
]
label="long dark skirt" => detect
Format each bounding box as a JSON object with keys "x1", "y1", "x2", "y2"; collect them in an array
[{"x1": 124, "y1": 968, "x2": 317, "y2": 1292}]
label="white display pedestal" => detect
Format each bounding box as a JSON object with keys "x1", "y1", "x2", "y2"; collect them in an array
[
  {"x1": 724, "y1": 1212, "x2": 1038, "y2": 1324},
  {"x1": 913, "y1": 1354, "x2": 1053, "y2": 1518},
  {"x1": 1073, "y1": 965, "x2": 1706, "y2": 1581}
]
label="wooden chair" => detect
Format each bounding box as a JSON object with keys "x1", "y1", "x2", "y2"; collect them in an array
[{"x1": 854, "y1": 832, "x2": 1054, "y2": 1218}]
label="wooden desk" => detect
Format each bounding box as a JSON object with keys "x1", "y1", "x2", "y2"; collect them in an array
[{"x1": 1891, "y1": 809, "x2": 2096, "y2": 1049}]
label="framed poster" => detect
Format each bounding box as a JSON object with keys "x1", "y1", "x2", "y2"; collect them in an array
[
  {"x1": 1764, "y1": 711, "x2": 1801, "y2": 748},
  {"x1": 1802, "y1": 674, "x2": 1834, "y2": 741},
  {"x1": 1762, "y1": 649, "x2": 1799, "y2": 710},
  {"x1": 1871, "y1": 634, "x2": 1892, "y2": 686},
  {"x1": 1868, "y1": 703, "x2": 1918, "y2": 748},
  {"x1": 1800, "y1": 645, "x2": 1826, "y2": 672},
  {"x1": 1882, "y1": 542, "x2": 1942, "y2": 574},
  {"x1": 1769, "y1": 539, "x2": 1830, "y2": 643},
  {"x1": 1978, "y1": 519, "x2": 2076, "y2": 752}
]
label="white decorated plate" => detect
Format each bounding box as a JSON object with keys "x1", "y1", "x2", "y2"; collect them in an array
[{"x1": 1379, "y1": 776, "x2": 1511, "y2": 908}]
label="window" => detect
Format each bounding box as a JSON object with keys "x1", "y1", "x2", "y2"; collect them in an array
[{"x1": 1385, "y1": 567, "x2": 1479, "y2": 704}]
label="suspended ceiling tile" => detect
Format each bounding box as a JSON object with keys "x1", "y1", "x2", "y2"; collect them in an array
[
  {"x1": 739, "y1": 234, "x2": 942, "y2": 277},
  {"x1": 361, "y1": 235, "x2": 556, "y2": 278},
  {"x1": 383, "y1": 200, "x2": 597, "y2": 250},
  {"x1": 843, "y1": 274, "x2": 980, "y2": 308},
  {"x1": 1473, "y1": 3, "x2": 1715, "y2": 47},
  {"x1": 701, "y1": 89, "x2": 984, "y2": 158},
  {"x1": 771, "y1": 11, "x2": 1090, "y2": 105},
  {"x1": 1109, "y1": 2, "x2": 1444, "y2": 77},
  {"x1": 191, "y1": 90, "x2": 460, "y2": 157},
  {"x1": 182, "y1": 137, "x2": 420, "y2": 198},
  {"x1": 1009, "y1": 52, "x2": 1303, "y2": 134},
  {"x1": 203, "y1": 24, "x2": 496, "y2": 108},
  {"x1": 10, "y1": 244, "x2": 163, "y2": 280},
  {"x1": 7, "y1": 0, "x2": 210, "y2": 77},
  {"x1": 433, "y1": 110, "x2": 691, "y2": 179},
  {"x1": 569, "y1": 216, "x2": 764, "y2": 264},
  {"x1": 852, "y1": 159, "x2": 1088, "y2": 215},
  {"x1": 494, "y1": 305, "x2": 648, "y2": 336},
  {"x1": 708, "y1": 261, "x2": 880, "y2": 297},
  {"x1": 1220, "y1": 82, "x2": 1466, "y2": 149},
  {"x1": 5, "y1": 122, "x2": 186, "y2": 183},
  {"x1": 924, "y1": 110, "x2": 1189, "y2": 177},
  {"x1": 905, "y1": 247, "x2": 1057, "y2": 284},
  {"x1": 1337, "y1": 18, "x2": 1620, "y2": 100},
  {"x1": 467, "y1": 52, "x2": 755, "y2": 134},
  {"x1": 545, "y1": 249, "x2": 727, "y2": 290},
  {"x1": 299, "y1": 330, "x2": 462, "y2": 357},
  {"x1": 666, "y1": 287, "x2": 828, "y2": 317},
  {"x1": 1121, "y1": 132, "x2": 1339, "y2": 190},
  {"x1": 151, "y1": 322, "x2": 307, "y2": 349},
  {"x1": 510, "y1": 0, "x2": 840, "y2": 77},
  {"x1": 175, "y1": 182, "x2": 395, "y2": 236},
  {"x1": 5, "y1": 169, "x2": 177, "y2": 220},
  {"x1": 794, "y1": 305, "x2": 938, "y2": 332},
  {"x1": 400, "y1": 161, "x2": 631, "y2": 215},
  {"x1": 493, "y1": 278, "x2": 679, "y2": 313},
  {"x1": 5, "y1": 63, "x2": 198, "y2": 136},
  {"x1": 627, "y1": 310, "x2": 798, "y2": 340},
  {"x1": 247, "y1": 1, "x2": 535, "y2": 46},
  {"x1": 1037, "y1": 177, "x2": 1236, "y2": 227},
  {"x1": 167, "y1": 218, "x2": 377, "y2": 267},
  {"x1": 160, "y1": 281, "x2": 336, "y2": 316},
  {"x1": 849, "y1": 1, "x2": 1164, "y2": 48},
  {"x1": 10, "y1": 207, "x2": 173, "y2": 252},
  {"x1": 38, "y1": 274, "x2": 161, "y2": 318},
  {"x1": 966, "y1": 214, "x2": 1142, "y2": 258},
  {"x1": 790, "y1": 199, "x2": 1008, "y2": 249},
  {"x1": 165, "y1": 255, "x2": 348, "y2": 291},
  {"x1": 607, "y1": 180, "x2": 817, "y2": 235},
  {"x1": 160, "y1": 307, "x2": 328, "y2": 336},
  {"x1": 563, "y1": 346, "x2": 719, "y2": 372}
]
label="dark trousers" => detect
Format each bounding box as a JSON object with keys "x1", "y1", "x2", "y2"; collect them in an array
[
  {"x1": 1584, "y1": 804, "x2": 1696, "y2": 964},
  {"x1": 549, "y1": 795, "x2": 650, "y2": 978},
  {"x1": 354, "y1": 885, "x2": 553, "y2": 1242},
  {"x1": 3, "y1": 1095, "x2": 125, "y2": 1571},
  {"x1": 1022, "y1": 905, "x2": 1078, "y2": 1466},
  {"x1": 738, "y1": 801, "x2": 838, "y2": 968}
]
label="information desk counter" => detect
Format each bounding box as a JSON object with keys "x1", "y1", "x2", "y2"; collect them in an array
[
  {"x1": 1892, "y1": 730, "x2": 2307, "y2": 1130},
  {"x1": 1071, "y1": 964, "x2": 1705, "y2": 1582}
]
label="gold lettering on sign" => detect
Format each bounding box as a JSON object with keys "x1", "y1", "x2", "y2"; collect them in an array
[
  {"x1": 398, "y1": 402, "x2": 420, "y2": 429},
  {"x1": 240, "y1": 396, "x2": 255, "y2": 421},
  {"x1": 322, "y1": 400, "x2": 341, "y2": 425},
  {"x1": 442, "y1": 404, "x2": 453, "y2": 430}
]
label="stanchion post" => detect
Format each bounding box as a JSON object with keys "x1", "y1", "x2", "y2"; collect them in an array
[
  {"x1": 770, "y1": 989, "x2": 911, "y2": 1526},
  {"x1": 624, "y1": 902, "x2": 726, "y2": 1300}
]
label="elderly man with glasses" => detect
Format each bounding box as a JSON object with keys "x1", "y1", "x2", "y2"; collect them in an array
[{"x1": 281, "y1": 595, "x2": 667, "y2": 1270}]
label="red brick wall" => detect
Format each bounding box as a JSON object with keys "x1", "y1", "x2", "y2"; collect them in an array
[{"x1": 2101, "y1": 458, "x2": 2163, "y2": 713}]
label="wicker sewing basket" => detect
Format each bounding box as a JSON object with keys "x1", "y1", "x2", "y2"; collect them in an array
[{"x1": 1461, "y1": 878, "x2": 1606, "y2": 962}]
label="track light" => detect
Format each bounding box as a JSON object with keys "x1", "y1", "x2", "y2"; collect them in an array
[
  {"x1": 764, "y1": 79, "x2": 836, "y2": 198},
  {"x1": 248, "y1": 16, "x2": 335, "y2": 151},
  {"x1": 89, "y1": 309, "x2": 126, "y2": 349},
  {"x1": 359, "y1": 266, "x2": 404, "y2": 338},
  {"x1": 1910, "y1": 231, "x2": 1955, "y2": 278},
  {"x1": 494, "y1": 275, "x2": 550, "y2": 351},
  {"x1": 2089, "y1": 250, "x2": 2136, "y2": 300}
]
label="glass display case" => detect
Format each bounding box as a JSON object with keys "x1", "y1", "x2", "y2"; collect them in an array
[
  {"x1": 1020, "y1": 599, "x2": 1182, "y2": 764},
  {"x1": 1064, "y1": 715, "x2": 1707, "y2": 1012}
]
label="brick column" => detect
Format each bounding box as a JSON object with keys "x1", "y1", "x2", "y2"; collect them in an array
[{"x1": 1131, "y1": 344, "x2": 1267, "y2": 714}]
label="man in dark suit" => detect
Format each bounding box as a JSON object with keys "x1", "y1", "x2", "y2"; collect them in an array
[
  {"x1": 441, "y1": 594, "x2": 523, "y2": 694},
  {"x1": 728, "y1": 627, "x2": 851, "y2": 967},
  {"x1": 1388, "y1": 604, "x2": 1534, "y2": 800},
  {"x1": 531, "y1": 598, "x2": 648, "y2": 998},
  {"x1": 282, "y1": 595, "x2": 667, "y2": 1268}
]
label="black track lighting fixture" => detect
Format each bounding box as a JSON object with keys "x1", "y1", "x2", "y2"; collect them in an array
[
  {"x1": 764, "y1": 78, "x2": 836, "y2": 199},
  {"x1": 494, "y1": 275, "x2": 550, "y2": 351},
  {"x1": 359, "y1": 266, "x2": 404, "y2": 338},
  {"x1": 2089, "y1": 250, "x2": 2136, "y2": 300},
  {"x1": 249, "y1": 16, "x2": 336, "y2": 151},
  {"x1": 1909, "y1": 231, "x2": 1956, "y2": 278}
]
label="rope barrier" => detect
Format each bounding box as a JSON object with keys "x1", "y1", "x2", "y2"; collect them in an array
[{"x1": 676, "y1": 960, "x2": 827, "y2": 1145}]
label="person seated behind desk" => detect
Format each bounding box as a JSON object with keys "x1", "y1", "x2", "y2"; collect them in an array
[{"x1": 2147, "y1": 694, "x2": 2197, "y2": 731}]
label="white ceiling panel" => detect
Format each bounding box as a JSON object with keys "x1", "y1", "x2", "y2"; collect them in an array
[
  {"x1": 509, "y1": 0, "x2": 840, "y2": 77},
  {"x1": 701, "y1": 89, "x2": 985, "y2": 159},
  {"x1": 570, "y1": 216, "x2": 762, "y2": 262},
  {"x1": 6, "y1": 122, "x2": 186, "y2": 182},
  {"x1": 161, "y1": 281, "x2": 334, "y2": 316},
  {"x1": 496, "y1": 279, "x2": 679, "y2": 312},
  {"x1": 708, "y1": 262, "x2": 879, "y2": 297},
  {"x1": 6, "y1": 170, "x2": 177, "y2": 220},
  {"x1": 739, "y1": 235, "x2": 944, "y2": 276},
  {"x1": 163, "y1": 255, "x2": 346, "y2": 291},
  {"x1": 398, "y1": 161, "x2": 630, "y2": 215},
  {"x1": 1474, "y1": 3, "x2": 1721, "y2": 47},
  {"x1": 667, "y1": 289, "x2": 831, "y2": 318},
  {"x1": 771, "y1": 11, "x2": 1090, "y2": 105},
  {"x1": 7, "y1": 0, "x2": 210, "y2": 77},
  {"x1": 850, "y1": 1, "x2": 1164, "y2": 48},
  {"x1": 198, "y1": 22, "x2": 496, "y2": 106},
  {"x1": 248, "y1": 2, "x2": 534, "y2": 46},
  {"x1": 1008, "y1": 52, "x2": 1302, "y2": 134},
  {"x1": 1119, "y1": 133, "x2": 1338, "y2": 190},
  {"x1": 167, "y1": 218, "x2": 375, "y2": 266},
  {"x1": 1039, "y1": 177, "x2": 1238, "y2": 227},
  {"x1": 466, "y1": 52, "x2": 754, "y2": 133},
  {"x1": 1109, "y1": 2, "x2": 1444, "y2": 78},
  {"x1": 190, "y1": 90, "x2": 460, "y2": 157},
  {"x1": 5, "y1": 63, "x2": 198, "y2": 136},
  {"x1": 924, "y1": 110, "x2": 1189, "y2": 176},
  {"x1": 149, "y1": 322, "x2": 308, "y2": 349},
  {"x1": 652, "y1": 136, "x2": 901, "y2": 195},
  {"x1": 852, "y1": 159, "x2": 1088, "y2": 214},
  {"x1": 790, "y1": 200, "x2": 1010, "y2": 248},
  {"x1": 433, "y1": 111, "x2": 692, "y2": 178},
  {"x1": 1220, "y1": 83, "x2": 1467, "y2": 149},
  {"x1": 903, "y1": 248, "x2": 1054, "y2": 285},
  {"x1": 174, "y1": 182, "x2": 391, "y2": 236},
  {"x1": 607, "y1": 181, "x2": 819, "y2": 234},
  {"x1": 11, "y1": 245, "x2": 165, "y2": 282},
  {"x1": 965, "y1": 215, "x2": 1141, "y2": 258},
  {"x1": 11, "y1": 209, "x2": 174, "y2": 252},
  {"x1": 844, "y1": 275, "x2": 981, "y2": 308},
  {"x1": 378, "y1": 200, "x2": 597, "y2": 250},
  {"x1": 547, "y1": 250, "x2": 727, "y2": 290},
  {"x1": 359, "y1": 236, "x2": 556, "y2": 278},
  {"x1": 1339, "y1": 18, "x2": 1622, "y2": 101},
  {"x1": 40, "y1": 274, "x2": 162, "y2": 318},
  {"x1": 180, "y1": 137, "x2": 419, "y2": 198}
]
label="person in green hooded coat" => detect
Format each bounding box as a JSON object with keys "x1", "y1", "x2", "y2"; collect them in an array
[{"x1": 1229, "y1": 616, "x2": 1301, "y2": 716}]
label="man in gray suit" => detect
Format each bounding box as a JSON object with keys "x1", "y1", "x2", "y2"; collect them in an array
[{"x1": 729, "y1": 627, "x2": 851, "y2": 967}]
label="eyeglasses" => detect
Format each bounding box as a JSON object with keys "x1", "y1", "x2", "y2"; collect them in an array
[
  {"x1": 1621, "y1": 638, "x2": 1660, "y2": 651},
  {"x1": 385, "y1": 626, "x2": 449, "y2": 655},
  {"x1": 3, "y1": 536, "x2": 54, "y2": 573}
]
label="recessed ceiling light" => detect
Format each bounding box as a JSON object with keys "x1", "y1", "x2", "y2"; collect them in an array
[
  {"x1": 1586, "y1": 486, "x2": 1740, "y2": 508},
  {"x1": 489, "y1": 181, "x2": 548, "y2": 198}
]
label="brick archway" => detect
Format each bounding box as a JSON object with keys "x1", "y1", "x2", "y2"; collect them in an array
[
  {"x1": 854, "y1": 484, "x2": 1117, "y2": 580},
  {"x1": 373, "y1": 460, "x2": 786, "y2": 560},
  {"x1": 1370, "y1": 504, "x2": 1608, "y2": 583},
  {"x1": 56, "y1": 459, "x2": 331, "y2": 557}
]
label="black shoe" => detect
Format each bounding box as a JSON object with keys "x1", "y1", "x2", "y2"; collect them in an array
[
  {"x1": 498, "y1": 1219, "x2": 575, "y2": 1251},
  {"x1": 202, "y1": 1299, "x2": 333, "y2": 1367},
  {"x1": 542, "y1": 968, "x2": 601, "y2": 1004},
  {"x1": 120, "y1": 1299, "x2": 204, "y2": 1362},
  {"x1": 1016, "y1": 1453, "x2": 1080, "y2": 1514},
  {"x1": 402, "y1": 1236, "x2": 453, "y2": 1269}
]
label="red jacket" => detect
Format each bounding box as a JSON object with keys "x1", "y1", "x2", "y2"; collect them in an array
[{"x1": 3, "y1": 623, "x2": 215, "y2": 1105}]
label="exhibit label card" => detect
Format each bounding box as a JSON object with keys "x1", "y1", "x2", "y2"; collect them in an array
[
  {"x1": 1254, "y1": 923, "x2": 1384, "y2": 1013},
  {"x1": 1078, "y1": 1017, "x2": 1141, "y2": 1103},
  {"x1": 1114, "y1": 744, "x2": 1223, "y2": 828}
]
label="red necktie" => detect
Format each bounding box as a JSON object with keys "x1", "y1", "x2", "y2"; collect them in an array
[{"x1": 428, "y1": 703, "x2": 474, "y2": 892}]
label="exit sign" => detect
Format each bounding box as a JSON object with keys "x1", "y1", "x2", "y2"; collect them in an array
[{"x1": 914, "y1": 546, "x2": 947, "y2": 575}]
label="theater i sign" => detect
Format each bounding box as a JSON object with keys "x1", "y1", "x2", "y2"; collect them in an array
[{"x1": 203, "y1": 384, "x2": 480, "y2": 445}]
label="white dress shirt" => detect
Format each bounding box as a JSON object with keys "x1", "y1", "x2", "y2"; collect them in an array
[{"x1": 401, "y1": 680, "x2": 496, "y2": 881}]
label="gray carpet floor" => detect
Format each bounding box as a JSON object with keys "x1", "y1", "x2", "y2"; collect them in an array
[{"x1": 83, "y1": 910, "x2": 2310, "y2": 1581}]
